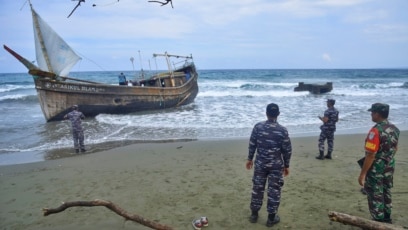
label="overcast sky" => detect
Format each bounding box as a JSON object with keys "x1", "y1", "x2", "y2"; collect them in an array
[{"x1": 1, "y1": 0, "x2": 407, "y2": 73}]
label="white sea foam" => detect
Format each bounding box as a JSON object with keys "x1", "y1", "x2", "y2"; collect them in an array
[
  {"x1": 0, "y1": 84, "x2": 33, "y2": 93},
  {"x1": 0, "y1": 94, "x2": 30, "y2": 101}
]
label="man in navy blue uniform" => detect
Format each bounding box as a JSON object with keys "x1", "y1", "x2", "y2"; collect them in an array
[
  {"x1": 246, "y1": 103, "x2": 292, "y2": 227},
  {"x1": 64, "y1": 105, "x2": 86, "y2": 153},
  {"x1": 316, "y1": 99, "x2": 339, "y2": 160}
]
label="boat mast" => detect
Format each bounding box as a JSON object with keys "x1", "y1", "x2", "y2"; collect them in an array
[
  {"x1": 152, "y1": 52, "x2": 192, "y2": 87},
  {"x1": 153, "y1": 52, "x2": 173, "y2": 86},
  {"x1": 29, "y1": 1, "x2": 53, "y2": 73},
  {"x1": 153, "y1": 52, "x2": 174, "y2": 76},
  {"x1": 138, "y1": 50, "x2": 145, "y2": 79}
]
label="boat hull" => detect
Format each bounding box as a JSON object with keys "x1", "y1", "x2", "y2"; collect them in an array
[{"x1": 34, "y1": 65, "x2": 199, "y2": 122}]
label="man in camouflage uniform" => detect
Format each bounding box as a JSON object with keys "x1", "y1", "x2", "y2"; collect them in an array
[
  {"x1": 358, "y1": 103, "x2": 400, "y2": 223},
  {"x1": 246, "y1": 103, "x2": 292, "y2": 227},
  {"x1": 64, "y1": 105, "x2": 86, "y2": 153},
  {"x1": 316, "y1": 99, "x2": 339, "y2": 160}
]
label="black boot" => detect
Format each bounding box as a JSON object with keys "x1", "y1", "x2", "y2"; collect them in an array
[
  {"x1": 266, "y1": 213, "x2": 280, "y2": 227},
  {"x1": 324, "y1": 151, "x2": 332, "y2": 159},
  {"x1": 316, "y1": 150, "x2": 324, "y2": 160},
  {"x1": 384, "y1": 213, "x2": 392, "y2": 224},
  {"x1": 249, "y1": 210, "x2": 258, "y2": 223}
]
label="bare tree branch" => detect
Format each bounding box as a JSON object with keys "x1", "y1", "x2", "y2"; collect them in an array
[
  {"x1": 43, "y1": 199, "x2": 174, "y2": 230},
  {"x1": 66, "y1": 0, "x2": 173, "y2": 17},
  {"x1": 148, "y1": 0, "x2": 173, "y2": 8},
  {"x1": 67, "y1": 0, "x2": 85, "y2": 18}
]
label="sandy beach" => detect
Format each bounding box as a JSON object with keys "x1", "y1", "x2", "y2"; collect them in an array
[{"x1": 1, "y1": 132, "x2": 407, "y2": 230}]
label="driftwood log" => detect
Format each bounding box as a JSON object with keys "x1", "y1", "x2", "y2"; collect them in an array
[
  {"x1": 328, "y1": 211, "x2": 405, "y2": 230},
  {"x1": 43, "y1": 199, "x2": 174, "y2": 230}
]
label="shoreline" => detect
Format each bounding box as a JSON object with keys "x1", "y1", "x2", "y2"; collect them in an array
[
  {"x1": 1, "y1": 131, "x2": 407, "y2": 229},
  {"x1": 3, "y1": 125, "x2": 407, "y2": 167}
]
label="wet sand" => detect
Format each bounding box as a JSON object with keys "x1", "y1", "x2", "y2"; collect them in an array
[{"x1": 1, "y1": 132, "x2": 407, "y2": 230}]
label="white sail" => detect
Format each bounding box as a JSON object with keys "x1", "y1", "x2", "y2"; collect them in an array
[{"x1": 31, "y1": 8, "x2": 81, "y2": 76}]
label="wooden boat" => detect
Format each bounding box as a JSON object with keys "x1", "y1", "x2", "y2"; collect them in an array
[
  {"x1": 294, "y1": 82, "x2": 333, "y2": 94},
  {"x1": 3, "y1": 3, "x2": 198, "y2": 122}
]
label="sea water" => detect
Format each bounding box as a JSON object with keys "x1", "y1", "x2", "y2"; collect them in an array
[{"x1": 1, "y1": 69, "x2": 407, "y2": 165}]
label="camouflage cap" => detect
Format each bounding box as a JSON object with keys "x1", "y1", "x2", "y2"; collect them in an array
[
  {"x1": 368, "y1": 103, "x2": 389, "y2": 112},
  {"x1": 72, "y1": 105, "x2": 78, "y2": 109},
  {"x1": 266, "y1": 103, "x2": 279, "y2": 116}
]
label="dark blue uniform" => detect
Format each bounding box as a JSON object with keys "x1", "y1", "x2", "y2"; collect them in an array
[
  {"x1": 318, "y1": 107, "x2": 339, "y2": 153},
  {"x1": 248, "y1": 120, "x2": 292, "y2": 214},
  {"x1": 65, "y1": 109, "x2": 85, "y2": 152}
]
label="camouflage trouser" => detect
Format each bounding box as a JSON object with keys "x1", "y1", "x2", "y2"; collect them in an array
[
  {"x1": 318, "y1": 129, "x2": 335, "y2": 152},
  {"x1": 72, "y1": 130, "x2": 85, "y2": 150},
  {"x1": 364, "y1": 158, "x2": 394, "y2": 221},
  {"x1": 250, "y1": 166, "x2": 284, "y2": 214}
]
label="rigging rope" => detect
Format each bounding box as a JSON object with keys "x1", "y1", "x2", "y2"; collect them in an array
[
  {"x1": 20, "y1": 0, "x2": 29, "y2": 11},
  {"x1": 75, "y1": 51, "x2": 107, "y2": 71}
]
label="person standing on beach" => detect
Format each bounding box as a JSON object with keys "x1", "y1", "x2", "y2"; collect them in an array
[
  {"x1": 64, "y1": 105, "x2": 86, "y2": 153},
  {"x1": 118, "y1": 72, "x2": 127, "y2": 85},
  {"x1": 358, "y1": 103, "x2": 399, "y2": 223},
  {"x1": 246, "y1": 103, "x2": 292, "y2": 227},
  {"x1": 316, "y1": 99, "x2": 339, "y2": 160}
]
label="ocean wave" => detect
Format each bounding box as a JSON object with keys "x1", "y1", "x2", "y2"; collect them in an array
[
  {"x1": 198, "y1": 90, "x2": 308, "y2": 97},
  {"x1": 0, "y1": 139, "x2": 72, "y2": 154},
  {"x1": 358, "y1": 82, "x2": 405, "y2": 89},
  {"x1": 332, "y1": 90, "x2": 378, "y2": 97},
  {"x1": 0, "y1": 94, "x2": 38, "y2": 102},
  {"x1": 0, "y1": 84, "x2": 34, "y2": 93},
  {"x1": 200, "y1": 80, "x2": 297, "y2": 87},
  {"x1": 239, "y1": 82, "x2": 296, "y2": 90}
]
